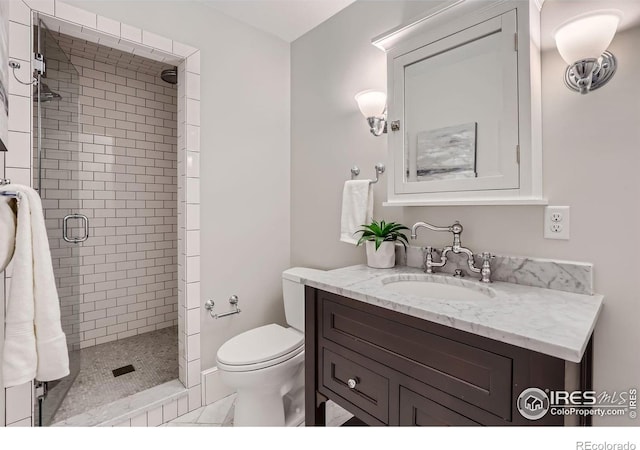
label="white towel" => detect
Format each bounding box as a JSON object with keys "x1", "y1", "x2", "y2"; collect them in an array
[
  {"x1": 0, "y1": 196, "x2": 16, "y2": 272},
  {"x1": 340, "y1": 180, "x2": 373, "y2": 245},
  {"x1": 1, "y1": 184, "x2": 69, "y2": 387}
]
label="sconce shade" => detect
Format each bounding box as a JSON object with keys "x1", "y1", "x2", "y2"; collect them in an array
[
  {"x1": 554, "y1": 11, "x2": 621, "y2": 64},
  {"x1": 355, "y1": 90, "x2": 387, "y2": 118}
]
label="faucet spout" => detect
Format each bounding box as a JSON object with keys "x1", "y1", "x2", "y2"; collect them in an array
[
  {"x1": 410, "y1": 220, "x2": 491, "y2": 282},
  {"x1": 410, "y1": 221, "x2": 459, "y2": 240}
]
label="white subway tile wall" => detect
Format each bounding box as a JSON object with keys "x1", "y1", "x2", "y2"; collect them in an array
[
  {"x1": 4, "y1": 0, "x2": 34, "y2": 428},
  {"x1": 5, "y1": 381, "x2": 33, "y2": 426},
  {"x1": 36, "y1": 31, "x2": 178, "y2": 349}
]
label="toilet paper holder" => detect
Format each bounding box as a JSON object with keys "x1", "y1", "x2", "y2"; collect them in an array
[{"x1": 205, "y1": 295, "x2": 241, "y2": 319}]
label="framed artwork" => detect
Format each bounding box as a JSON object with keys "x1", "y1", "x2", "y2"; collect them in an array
[{"x1": 415, "y1": 122, "x2": 477, "y2": 181}]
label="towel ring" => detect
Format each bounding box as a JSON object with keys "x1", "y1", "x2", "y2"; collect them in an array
[{"x1": 350, "y1": 163, "x2": 385, "y2": 184}]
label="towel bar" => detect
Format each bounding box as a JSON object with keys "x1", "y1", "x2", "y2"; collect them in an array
[
  {"x1": 350, "y1": 163, "x2": 385, "y2": 184},
  {"x1": 204, "y1": 295, "x2": 241, "y2": 319}
]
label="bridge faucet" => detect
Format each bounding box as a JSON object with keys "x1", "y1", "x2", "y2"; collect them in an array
[{"x1": 410, "y1": 221, "x2": 493, "y2": 283}]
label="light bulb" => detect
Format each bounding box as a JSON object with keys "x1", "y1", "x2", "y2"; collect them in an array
[
  {"x1": 554, "y1": 11, "x2": 621, "y2": 65},
  {"x1": 354, "y1": 90, "x2": 386, "y2": 118}
]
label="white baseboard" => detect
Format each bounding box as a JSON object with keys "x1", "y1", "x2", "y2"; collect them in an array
[{"x1": 201, "y1": 367, "x2": 235, "y2": 406}]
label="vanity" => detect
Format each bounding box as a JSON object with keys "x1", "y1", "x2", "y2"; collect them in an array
[{"x1": 301, "y1": 265, "x2": 602, "y2": 427}]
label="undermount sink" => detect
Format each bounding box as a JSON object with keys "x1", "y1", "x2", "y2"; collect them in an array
[{"x1": 381, "y1": 275, "x2": 495, "y2": 301}]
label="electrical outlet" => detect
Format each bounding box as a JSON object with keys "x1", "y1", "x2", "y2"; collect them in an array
[
  {"x1": 550, "y1": 223, "x2": 563, "y2": 233},
  {"x1": 550, "y1": 212, "x2": 563, "y2": 223},
  {"x1": 544, "y1": 206, "x2": 570, "y2": 240}
]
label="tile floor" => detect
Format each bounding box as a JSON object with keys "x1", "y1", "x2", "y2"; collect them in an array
[
  {"x1": 50, "y1": 327, "x2": 178, "y2": 424},
  {"x1": 165, "y1": 395, "x2": 353, "y2": 427}
]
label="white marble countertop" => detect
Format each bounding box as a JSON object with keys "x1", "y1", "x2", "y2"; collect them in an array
[{"x1": 287, "y1": 265, "x2": 604, "y2": 363}]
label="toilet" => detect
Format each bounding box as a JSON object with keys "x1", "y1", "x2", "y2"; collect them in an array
[{"x1": 216, "y1": 267, "x2": 319, "y2": 426}]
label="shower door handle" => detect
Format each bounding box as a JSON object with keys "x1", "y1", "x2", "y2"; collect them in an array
[{"x1": 63, "y1": 213, "x2": 89, "y2": 243}]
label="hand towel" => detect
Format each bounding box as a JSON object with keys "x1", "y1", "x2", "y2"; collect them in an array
[
  {"x1": 0, "y1": 196, "x2": 16, "y2": 272},
  {"x1": 1, "y1": 184, "x2": 69, "y2": 387},
  {"x1": 340, "y1": 180, "x2": 373, "y2": 245}
]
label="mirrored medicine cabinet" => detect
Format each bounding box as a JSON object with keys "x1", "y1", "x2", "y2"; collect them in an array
[{"x1": 374, "y1": 0, "x2": 547, "y2": 206}]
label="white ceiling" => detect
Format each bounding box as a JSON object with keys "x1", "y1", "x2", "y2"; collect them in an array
[
  {"x1": 541, "y1": 0, "x2": 640, "y2": 50},
  {"x1": 199, "y1": 0, "x2": 356, "y2": 43},
  {"x1": 199, "y1": 0, "x2": 640, "y2": 47}
]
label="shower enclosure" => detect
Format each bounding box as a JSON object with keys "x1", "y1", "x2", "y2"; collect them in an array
[{"x1": 32, "y1": 16, "x2": 179, "y2": 426}]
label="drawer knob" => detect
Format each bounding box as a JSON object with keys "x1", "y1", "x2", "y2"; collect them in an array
[{"x1": 347, "y1": 378, "x2": 359, "y2": 389}]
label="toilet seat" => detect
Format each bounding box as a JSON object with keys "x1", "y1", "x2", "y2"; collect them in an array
[{"x1": 216, "y1": 324, "x2": 304, "y2": 372}]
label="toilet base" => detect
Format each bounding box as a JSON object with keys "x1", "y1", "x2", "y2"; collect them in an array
[
  {"x1": 283, "y1": 369, "x2": 305, "y2": 426},
  {"x1": 219, "y1": 351, "x2": 305, "y2": 426},
  {"x1": 235, "y1": 389, "x2": 286, "y2": 426}
]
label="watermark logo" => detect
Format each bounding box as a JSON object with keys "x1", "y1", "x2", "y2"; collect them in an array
[
  {"x1": 517, "y1": 388, "x2": 637, "y2": 420},
  {"x1": 517, "y1": 388, "x2": 550, "y2": 420},
  {"x1": 576, "y1": 442, "x2": 637, "y2": 450}
]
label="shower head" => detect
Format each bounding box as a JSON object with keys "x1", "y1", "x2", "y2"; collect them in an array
[
  {"x1": 34, "y1": 82, "x2": 62, "y2": 103},
  {"x1": 161, "y1": 67, "x2": 178, "y2": 85}
]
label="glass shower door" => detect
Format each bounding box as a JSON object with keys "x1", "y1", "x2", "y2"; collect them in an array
[{"x1": 33, "y1": 18, "x2": 83, "y2": 426}]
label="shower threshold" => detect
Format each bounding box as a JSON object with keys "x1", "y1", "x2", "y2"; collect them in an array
[{"x1": 52, "y1": 379, "x2": 187, "y2": 427}]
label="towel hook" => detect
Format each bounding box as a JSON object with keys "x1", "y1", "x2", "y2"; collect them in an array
[
  {"x1": 350, "y1": 163, "x2": 385, "y2": 184},
  {"x1": 0, "y1": 179, "x2": 21, "y2": 202}
]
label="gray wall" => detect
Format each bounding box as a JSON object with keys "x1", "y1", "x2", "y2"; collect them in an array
[
  {"x1": 291, "y1": 1, "x2": 640, "y2": 425},
  {"x1": 69, "y1": 1, "x2": 291, "y2": 370}
]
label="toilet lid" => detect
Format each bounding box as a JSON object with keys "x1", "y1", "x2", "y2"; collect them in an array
[{"x1": 217, "y1": 324, "x2": 303, "y2": 366}]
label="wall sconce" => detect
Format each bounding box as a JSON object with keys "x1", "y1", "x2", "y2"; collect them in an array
[
  {"x1": 554, "y1": 11, "x2": 621, "y2": 95},
  {"x1": 355, "y1": 90, "x2": 387, "y2": 136}
]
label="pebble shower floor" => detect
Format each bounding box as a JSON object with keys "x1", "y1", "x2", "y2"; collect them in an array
[{"x1": 51, "y1": 326, "x2": 178, "y2": 424}]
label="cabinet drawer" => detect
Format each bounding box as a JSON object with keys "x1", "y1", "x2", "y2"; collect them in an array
[
  {"x1": 321, "y1": 292, "x2": 512, "y2": 419},
  {"x1": 322, "y1": 347, "x2": 389, "y2": 424},
  {"x1": 400, "y1": 387, "x2": 481, "y2": 426}
]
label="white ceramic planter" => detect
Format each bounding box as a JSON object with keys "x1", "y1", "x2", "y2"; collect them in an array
[{"x1": 365, "y1": 241, "x2": 396, "y2": 269}]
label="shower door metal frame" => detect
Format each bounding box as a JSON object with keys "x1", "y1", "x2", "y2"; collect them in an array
[
  {"x1": 32, "y1": 14, "x2": 83, "y2": 426},
  {"x1": 35, "y1": 16, "x2": 42, "y2": 192}
]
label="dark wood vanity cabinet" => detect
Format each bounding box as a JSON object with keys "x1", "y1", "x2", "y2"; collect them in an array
[{"x1": 305, "y1": 287, "x2": 570, "y2": 426}]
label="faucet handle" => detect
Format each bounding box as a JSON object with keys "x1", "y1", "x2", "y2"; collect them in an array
[
  {"x1": 424, "y1": 246, "x2": 434, "y2": 274},
  {"x1": 478, "y1": 252, "x2": 494, "y2": 283}
]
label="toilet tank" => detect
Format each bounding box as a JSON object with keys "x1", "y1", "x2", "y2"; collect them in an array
[{"x1": 282, "y1": 268, "x2": 325, "y2": 333}]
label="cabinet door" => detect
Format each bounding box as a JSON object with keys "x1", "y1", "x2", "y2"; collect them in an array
[
  {"x1": 322, "y1": 347, "x2": 389, "y2": 424},
  {"x1": 391, "y1": 10, "x2": 520, "y2": 195},
  {"x1": 399, "y1": 387, "x2": 481, "y2": 426}
]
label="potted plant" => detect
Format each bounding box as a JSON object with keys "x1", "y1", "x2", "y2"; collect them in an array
[{"x1": 355, "y1": 220, "x2": 409, "y2": 269}]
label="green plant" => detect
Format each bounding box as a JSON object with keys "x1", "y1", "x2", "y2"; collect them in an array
[{"x1": 354, "y1": 220, "x2": 410, "y2": 250}]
